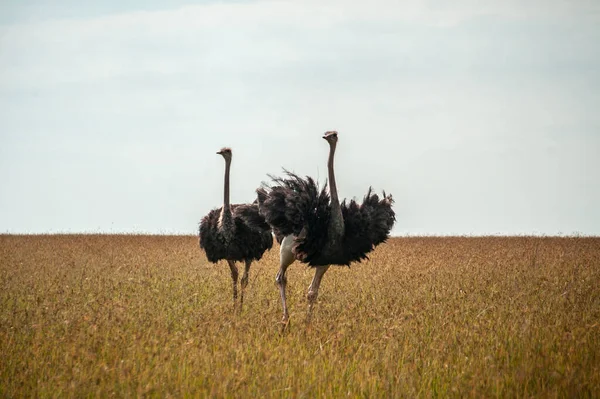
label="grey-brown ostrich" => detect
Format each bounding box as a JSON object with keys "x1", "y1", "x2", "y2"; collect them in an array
[
  {"x1": 199, "y1": 147, "x2": 273, "y2": 307},
  {"x1": 256, "y1": 131, "x2": 396, "y2": 324}
]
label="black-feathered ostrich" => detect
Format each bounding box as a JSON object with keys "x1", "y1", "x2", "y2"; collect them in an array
[
  {"x1": 256, "y1": 131, "x2": 396, "y2": 323},
  {"x1": 199, "y1": 147, "x2": 273, "y2": 307}
]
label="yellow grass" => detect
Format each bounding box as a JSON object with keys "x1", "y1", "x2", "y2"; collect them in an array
[{"x1": 1, "y1": 235, "x2": 599, "y2": 397}]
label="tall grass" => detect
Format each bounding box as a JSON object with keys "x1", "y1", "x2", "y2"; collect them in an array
[{"x1": 1, "y1": 235, "x2": 598, "y2": 397}]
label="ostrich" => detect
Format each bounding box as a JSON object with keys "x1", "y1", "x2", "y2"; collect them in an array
[
  {"x1": 256, "y1": 131, "x2": 396, "y2": 324},
  {"x1": 199, "y1": 147, "x2": 273, "y2": 307}
]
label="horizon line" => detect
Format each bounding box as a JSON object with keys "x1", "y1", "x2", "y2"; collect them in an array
[{"x1": 1, "y1": 232, "x2": 598, "y2": 238}]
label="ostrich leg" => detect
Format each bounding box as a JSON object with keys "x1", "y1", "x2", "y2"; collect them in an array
[
  {"x1": 306, "y1": 265, "x2": 330, "y2": 323},
  {"x1": 240, "y1": 259, "x2": 251, "y2": 308},
  {"x1": 277, "y1": 235, "x2": 296, "y2": 324},
  {"x1": 227, "y1": 260, "x2": 239, "y2": 304}
]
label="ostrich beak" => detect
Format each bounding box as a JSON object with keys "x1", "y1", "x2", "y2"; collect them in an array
[{"x1": 216, "y1": 151, "x2": 222, "y2": 154}]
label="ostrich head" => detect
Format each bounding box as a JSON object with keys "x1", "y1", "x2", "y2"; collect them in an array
[
  {"x1": 216, "y1": 147, "x2": 232, "y2": 161},
  {"x1": 322, "y1": 130, "x2": 338, "y2": 145}
]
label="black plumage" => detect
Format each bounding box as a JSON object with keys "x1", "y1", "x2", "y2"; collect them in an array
[
  {"x1": 257, "y1": 171, "x2": 395, "y2": 266},
  {"x1": 199, "y1": 203, "x2": 273, "y2": 263}
]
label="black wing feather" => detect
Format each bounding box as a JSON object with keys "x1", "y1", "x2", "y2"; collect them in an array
[
  {"x1": 256, "y1": 170, "x2": 396, "y2": 267},
  {"x1": 199, "y1": 203, "x2": 273, "y2": 263}
]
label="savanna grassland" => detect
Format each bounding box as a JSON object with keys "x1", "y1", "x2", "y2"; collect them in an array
[{"x1": 0, "y1": 235, "x2": 599, "y2": 398}]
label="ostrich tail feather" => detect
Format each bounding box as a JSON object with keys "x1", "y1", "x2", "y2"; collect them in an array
[{"x1": 340, "y1": 188, "x2": 396, "y2": 263}]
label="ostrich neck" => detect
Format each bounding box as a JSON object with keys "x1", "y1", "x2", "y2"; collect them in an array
[
  {"x1": 223, "y1": 159, "x2": 231, "y2": 212},
  {"x1": 219, "y1": 158, "x2": 234, "y2": 236},
  {"x1": 327, "y1": 143, "x2": 344, "y2": 242}
]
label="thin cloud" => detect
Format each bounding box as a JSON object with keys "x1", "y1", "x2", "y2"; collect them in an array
[{"x1": 0, "y1": 0, "x2": 598, "y2": 234}]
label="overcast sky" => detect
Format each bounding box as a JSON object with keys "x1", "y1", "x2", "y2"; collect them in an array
[{"x1": 1, "y1": 0, "x2": 599, "y2": 235}]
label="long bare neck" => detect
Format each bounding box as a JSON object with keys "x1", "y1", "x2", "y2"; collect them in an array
[
  {"x1": 218, "y1": 157, "x2": 235, "y2": 236},
  {"x1": 327, "y1": 142, "x2": 344, "y2": 240},
  {"x1": 328, "y1": 142, "x2": 340, "y2": 207},
  {"x1": 222, "y1": 158, "x2": 232, "y2": 213}
]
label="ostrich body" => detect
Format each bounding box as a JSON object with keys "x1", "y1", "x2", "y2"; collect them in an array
[
  {"x1": 199, "y1": 147, "x2": 273, "y2": 306},
  {"x1": 256, "y1": 131, "x2": 396, "y2": 323}
]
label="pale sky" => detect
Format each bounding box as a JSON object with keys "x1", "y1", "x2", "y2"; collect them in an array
[{"x1": 1, "y1": 0, "x2": 599, "y2": 235}]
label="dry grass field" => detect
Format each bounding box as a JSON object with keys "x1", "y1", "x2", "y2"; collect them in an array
[{"x1": 1, "y1": 234, "x2": 599, "y2": 397}]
